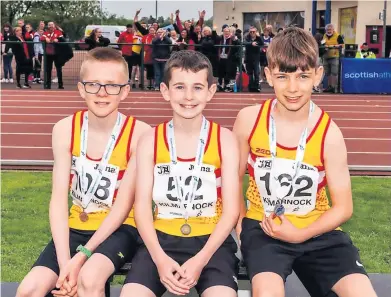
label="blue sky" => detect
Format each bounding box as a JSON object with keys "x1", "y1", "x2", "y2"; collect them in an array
[{"x1": 102, "y1": 0, "x2": 213, "y2": 20}]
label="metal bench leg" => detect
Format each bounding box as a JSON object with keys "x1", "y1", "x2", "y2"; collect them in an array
[{"x1": 105, "y1": 276, "x2": 113, "y2": 297}]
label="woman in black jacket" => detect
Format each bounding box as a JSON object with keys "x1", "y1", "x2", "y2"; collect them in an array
[
  {"x1": 10, "y1": 26, "x2": 33, "y2": 88},
  {"x1": 152, "y1": 29, "x2": 172, "y2": 90},
  {"x1": 199, "y1": 26, "x2": 219, "y2": 78},
  {"x1": 1, "y1": 23, "x2": 14, "y2": 83},
  {"x1": 84, "y1": 28, "x2": 110, "y2": 50}
]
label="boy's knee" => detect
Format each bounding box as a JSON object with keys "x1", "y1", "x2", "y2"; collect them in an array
[
  {"x1": 16, "y1": 281, "x2": 39, "y2": 297},
  {"x1": 78, "y1": 264, "x2": 107, "y2": 294}
]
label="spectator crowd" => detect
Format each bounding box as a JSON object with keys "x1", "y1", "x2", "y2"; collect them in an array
[{"x1": 2, "y1": 9, "x2": 379, "y2": 93}]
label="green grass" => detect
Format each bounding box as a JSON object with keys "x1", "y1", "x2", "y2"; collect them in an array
[{"x1": 1, "y1": 172, "x2": 390, "y2": 284}]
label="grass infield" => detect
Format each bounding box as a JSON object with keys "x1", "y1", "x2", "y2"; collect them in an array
[{"x1": 1, "y1": 172, "x2": 390, "y2": 285}]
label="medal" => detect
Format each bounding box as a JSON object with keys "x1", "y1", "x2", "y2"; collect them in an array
[
  {"x1": 79, "y1": 211, "x2": 89, "y2": 222},
  {"x1": 180, "y1": 223, "x2": 191, "y2": 235},
  {"x1": 167, "y1": 116, "x2": 209, "y2": 236},
  {"x1": 78, "y1": 111, "x2": 122, "y2": 219},
  {"x1": 274, "y1": 204, "x2": 285, "y2": 216}
]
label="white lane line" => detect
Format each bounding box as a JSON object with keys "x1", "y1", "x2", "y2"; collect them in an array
[
  {"x1": 2, "y1": 104, "x2": 391, "y2": 110},
  {"x1": 1, "y1": 132, "x2": 51, "y2": 135},
  {"x1": 1, "y1": 132, "x2": 390, "y2": 141},
  {"x1": 2, "y1": 113, "x2": 391, "y2": 121},
  {"x1": 2, "y1": 94, "x2": 391, "y2": 101},
  {"x1": 1, "y1": 123, "x2": 391, "y2": 131},
  {"x1": 2, "y1": 146, "x2": 390, "y2": 155}
]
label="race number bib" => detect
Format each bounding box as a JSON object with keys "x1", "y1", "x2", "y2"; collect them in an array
[
  {"x1": 70, "y1": 156, "x2": 119, "y2": 213},
  {"x1": 254, "y1": 157, "x2": 319, "y2": 216},
  {"x1": 153, "y1": 162, "x2": 218, "y2": 219}
]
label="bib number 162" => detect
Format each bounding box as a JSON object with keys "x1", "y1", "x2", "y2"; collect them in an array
[{"x1": 258, "y1": 172, "x2": 313, "y2": 198}]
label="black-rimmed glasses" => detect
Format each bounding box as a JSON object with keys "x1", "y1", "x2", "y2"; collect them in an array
[{"x1": 81, "y1": 82, "x2": 128, "y2": 95}]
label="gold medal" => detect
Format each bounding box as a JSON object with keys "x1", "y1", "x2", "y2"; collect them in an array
[
  {"x1": 180, "y1": 223, "x2": 191, "y2": 235},
  {"x1": 79, "y1": 211, "x2": 89, "y2": 222}
]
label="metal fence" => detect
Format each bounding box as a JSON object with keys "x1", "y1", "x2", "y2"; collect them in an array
[{"x1": 1, "y1": 41, "x2": 344, "y2": 92}]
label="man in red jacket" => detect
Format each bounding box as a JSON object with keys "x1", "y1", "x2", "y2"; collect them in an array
[
  {"x1": 118, "y1": 24, "x2": 134, "y2": 83},
  {"x1": 40, "y1": 21, "x2": 65, "y2": 89}
]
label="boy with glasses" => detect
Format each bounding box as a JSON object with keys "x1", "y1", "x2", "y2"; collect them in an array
[{"x1": 16, "y1": 47, "x2": 150, "y2": 297}]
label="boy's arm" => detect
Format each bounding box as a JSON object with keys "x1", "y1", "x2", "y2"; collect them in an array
[
  {"x1": 299, "y1": 121, "x2": 353, "y2": 237},
  {"x1": 50, "y1": 116, "x2": 73, "y2": 270},
  {"x1": 83, "y1": 121, "x2": 151, "y2": 252},
  {"x1": 134, "y1": 129, "x2": 189, "y2": 295},
  {"x1": 263, "y1": 121, "x2": 353, "y2": 243},
  {"x1": 232, "y1": 106, "x2": 258, "y2": 241},
  {"x1": 56, "y1": 121, "x2": 151, "y2": 290},
  {"x1": 180, "y1": 128, "x2": 240, "y2": 286},
  {"x1": 198, "y1": 127, "x2": 240, "y2": 258},
  {"x1": 50, "y1": 116, "x2": 77, "y2": 294}
]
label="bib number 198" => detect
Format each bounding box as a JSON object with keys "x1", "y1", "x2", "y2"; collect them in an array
[{"x1": 75, "y1": 171, "x2": 111, "y2": 200}]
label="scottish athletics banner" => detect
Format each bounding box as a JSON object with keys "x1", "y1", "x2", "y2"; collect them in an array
[{"x1": 341, "y1": 58, "x2": 391, "y2": 94}]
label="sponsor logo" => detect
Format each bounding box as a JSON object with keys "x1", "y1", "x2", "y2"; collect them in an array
[{"x1": 344, "y1": 72, "x2": 391, "y2": 79}]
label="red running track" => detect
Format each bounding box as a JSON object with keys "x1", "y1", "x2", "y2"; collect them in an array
[{"x1": 1, "y1": 89, "x2": 391, "y2": 174}]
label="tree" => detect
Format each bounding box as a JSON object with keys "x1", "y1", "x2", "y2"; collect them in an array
[
  {"x1": 157, "y1": 16, "x2": 165, "y2": 24},
  {"x1": 204, "y1": 17, "x2": 213, "y2": 28},
  {"x1": 1, "y1": 0, "x2": 37, "y2": 25},
  {"x1": 4, "y1": 0, "x2": 120, "y2": 41}
]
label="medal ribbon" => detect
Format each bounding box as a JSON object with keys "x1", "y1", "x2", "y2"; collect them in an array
[
  {"x1": 269, "y1": 99, "x2": 315, "y2": 200},
  {"x1": 80, "y1": 111, "x2": 123, "y2": 210},
  {"x1": 167, "y1": 116, "x2": 209, "y2": 221},
  {"x1": 269, "y1": 99, "x2": 315, "y2": 177}
]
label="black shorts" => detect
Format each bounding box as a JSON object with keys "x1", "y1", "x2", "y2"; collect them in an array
[
  {"x1": 131, "y1": 52, "x2": 141, "y2": 66},
  {"x1": 125, "y1": 230, "x2": 239, "y2": 296},
  {"x1": 145, "y1": 64, "x2": 154, "y2": 80},
  {"x1": 33, "y1": 225, "x2": 141, "y2": 276},
  {"x1": 240, "y1": 218, "x2": 367, "y2": 297}
]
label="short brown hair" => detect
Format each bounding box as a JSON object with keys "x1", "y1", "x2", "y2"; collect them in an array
[
  {"x1": 266, "y1": 27, "x2": 319, "y2": 72},
  {"x1": 80, "y1": 47, "x2": 128, "y2": 80},
  {"x1": 163, "y1": 51, "x2": 214, "y2": 87}
]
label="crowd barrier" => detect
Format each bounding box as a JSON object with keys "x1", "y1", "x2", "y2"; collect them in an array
[{"x1": 1, "y1": 41, "x2": 347, "y2": 93}]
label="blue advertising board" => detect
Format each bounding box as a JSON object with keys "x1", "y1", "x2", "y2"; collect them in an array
[{"x1": 341, "y1": 58, "x2": 391, "y2": 94}]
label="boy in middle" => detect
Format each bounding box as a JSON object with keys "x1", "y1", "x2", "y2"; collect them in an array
[{"x1": 120, "y1": 50, "x2": 241, "y2": 297}]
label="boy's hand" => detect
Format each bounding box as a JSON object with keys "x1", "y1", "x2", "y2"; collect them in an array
[
  {"x1": 52, "y1": 286, "x2": 77, "y2": 297},
  {"x1": 156, "y1": 253, "x2": 190, "y2": 295},
  {"x1": 260, "y1": 214, "x2": 306, "y2": 244},
  {"x1": 178, "y1": 255, "x2": 207, "y2": 288},
  {"x1": 55, "y1": 253, "x2": 86, "y2": 296}
]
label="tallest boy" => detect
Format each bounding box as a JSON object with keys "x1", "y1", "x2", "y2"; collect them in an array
[{"x1": 234, "y1": 27, "x2": 378, "y2": 297}]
